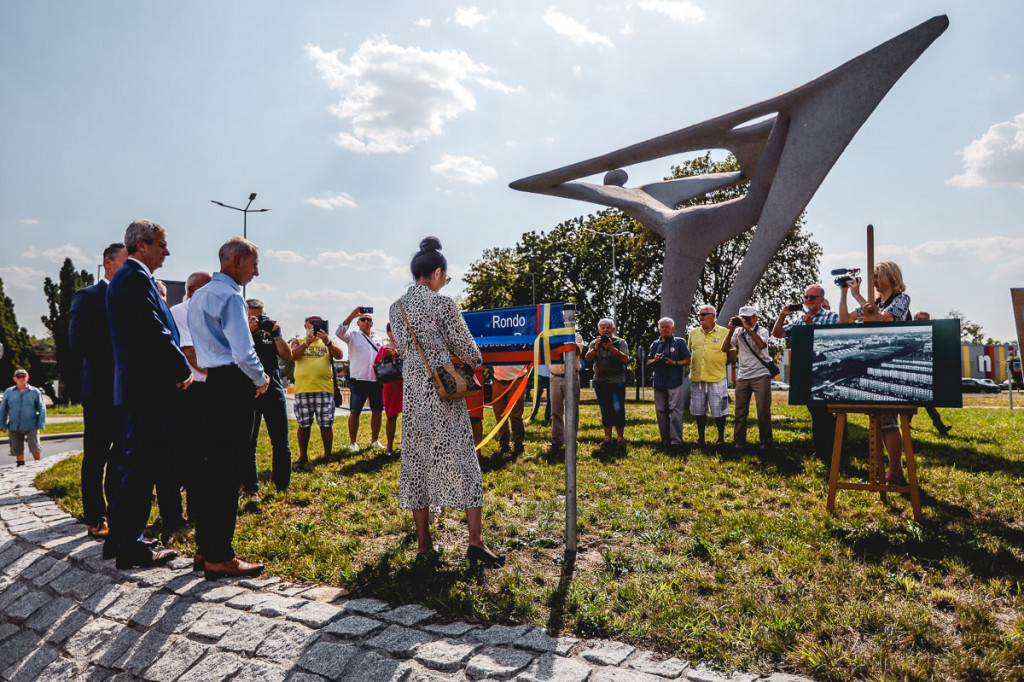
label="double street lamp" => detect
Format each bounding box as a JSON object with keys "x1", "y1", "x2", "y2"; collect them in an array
[
  {"x1": 211, "y1": 192, "x2": 271, "y2": 295},
  {"x1": 579, "y1": 225, "x2": 634, "y2": 322}
]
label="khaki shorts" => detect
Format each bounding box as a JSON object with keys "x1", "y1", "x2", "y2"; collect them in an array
[{"x1": 8, "y1": 430, "x2": 41, "y2": 457}]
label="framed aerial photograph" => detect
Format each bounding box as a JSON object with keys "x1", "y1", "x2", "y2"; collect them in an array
[{"x1": 789, "y1": 319, "x2": 962, "y2": 407}]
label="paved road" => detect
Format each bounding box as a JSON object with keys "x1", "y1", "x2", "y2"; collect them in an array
[{"x1": 0, "y1": 452, "x2": 818, "y2": 682}]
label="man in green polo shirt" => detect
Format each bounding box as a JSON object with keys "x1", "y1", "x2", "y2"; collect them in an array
[{"x1": 687, "y1": 304, "x2": 730, "y2": 445}]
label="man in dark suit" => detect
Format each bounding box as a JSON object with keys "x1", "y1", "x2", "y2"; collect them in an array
[
  {"x1": 106, "y1": 219, "x2": 193, "y2": 569},
  {"x1": 69, "y1": 242, "x2": 128, "y2": 539}
]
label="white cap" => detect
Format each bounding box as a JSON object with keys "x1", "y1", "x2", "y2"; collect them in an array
[{"x1": 738, "y1": 305, "x2": 758, "y2": 317}]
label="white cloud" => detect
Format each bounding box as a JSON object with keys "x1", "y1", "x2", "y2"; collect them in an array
[
  {"x1": 414, "y1": 18, "x2": 432, "y2": 28},
  {"x1": 476, "y1": 77, "x2": 525, "y2": 94},
  {"x1": 431, "y1": 154, "x2": 498, "y2": 184},
  {"x1": 543, "y1": 7, "x2": 614, "y2": 48},
  {"x1": 572, "y1": 64, "x2": 582, "y2": 75},
  {"x1": 947, "y1": 113, "x2": 1024, "y2": 188},
  {"x1": 454, "y1": 6, "x2": 495, "y2": 29},
  {"x1": 305, "y1": 37, "x2": 496, "y2": 154},
  {"x1": 824, "y1": 236, "x2": 1024, "y2": 284},
  {"x1": 0, "y1": 265, "x2": 48, "y2": 290},
  {"x1": 20, "y1": 219, "x2": 38, "y2": 225},
  {"x1": 310, "y1": 249, "x2": 400, "y2": 271},
  {"x1": 639, "y1": 0, "x2": 706, "y2": 23},
  {"x1": 305, "y1": 192, "x2": 358, "y2": 210},
  {"x1": 278, "y1": 288, "x2": 397, "y2": 346},
  {"x1": 265, "y1": 249, "x2": 306, "y2": 264},
  {"x1": 22, "y1": 243, "x2": 92, "y2": 265},
  {"x1": 246, "y1": 281, "x2": 279, "y2": 293},
  {"x1": 619, "y1": 24, "x2": 633, "y2": 35}
]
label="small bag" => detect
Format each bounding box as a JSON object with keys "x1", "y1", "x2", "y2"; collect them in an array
[
  {"x1": 398, "y1": 301, "x2": 481, "y2": 400},
  {"x1": 330, "y1": 357, "x2": 345, "y2": 407},
  {"x1": 374, "y1": 352, "x2": 404, "y2": 384},
  {"x1": 740, "y1": 332, "x2": 780, "y2": 376}
]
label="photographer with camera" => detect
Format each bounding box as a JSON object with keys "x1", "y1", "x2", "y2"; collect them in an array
[
  {"x1": 289, "y1": 315, "x2": 343, "y2": 464},
  {"x1": 646, "y1": 317, "x2": 691, "y2": 446},
  {"x1": 246, "y1": 299, "x2": 293, "y2": 492},
  {"x1": 585, "y1": 318, "x2": 630, "y2": 446},
  {"x1": 688, "y1": 304, "x2": 730, "y2": 446},
  {"x1": 338, "y1": 307, "x2": 385, "y2": 452},
  {"x1": 772, "y1": 284, "x2": 840, "y2": 462},
  {"x1": 723, "y1": 306, "x2": 774, "y2": 449}
]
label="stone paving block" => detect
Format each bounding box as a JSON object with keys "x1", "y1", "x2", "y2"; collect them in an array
[
  {"x1": 0, "y1": 582, "x2": 28, "y2": 610},
  {"x1": 94, "y1": 625, "x2": 145, "y2": 669},
  {"x1": 43, "y1": 608, "x2": 92, "y2": 645},
  {"x1": 301, "y1": 585, "x2": 349, "y2": 602},
  {"x1": 103, "y1": 587, "x2": 153, "y2": 622},
  {"x1": 4, "y1": 641, "x2": 59, "y2": 682},
  {"x1": 254, "y1": 622, "x2": 317, "y2": 665},
  {"x1": 32, "y1": 561, "x2": 69, "y2": 587},
  {"x1": 465, "y1": 647, "x2": 535, "y2": 680},
  {"x1": 234, "y1": 659, "x2": 288, "y2": 682},
  {"x1": 189, "y1": 606, "x2": 243, "y2": 641},
  {"x1": 113, "y1": 629, "x2": 173, "y2": 676},
  {"x1": 379, "y1": 604, "x2": 438, "y2": 627},
  {"x1": 686, "y1": 667, "x2": 757, "y2": 682},
  {"x1": 65, "y1": 618, "x2": 122, "y2": 659},
  {"x1": 69, "y1": 571, "x2": 111, "y2": 600},
  {"x1": 414, "y1": 639, "x2": 479, "y2": 671},
  {"x1": 142, "y1": 636, "x2": 207, "y2": 682},
  {"x1": 251, "y1": 594, "x2": 305, "y2": 617},
  {"x1": 288, "y1": 600, "x2": 345, "y2": 628},
  {"x1": 322, "y1": 614, "x2": 386, "y2": 639},
  {"x1": 5, "y1": 549, "x2": 47, "y2": 577},
  {"x1": 83, "y1": 584, "x2": 126, "y2": 615},
  {"x1": 154, "y1": 601, "x2": 206, "y2": 635},
  {"x1": 34, "y1": 656, "x2": 80, "y2": 682},
  {"x1": 422, "y1": 621, "x2": 478, "y2": 638},
  {"x1": 514, "y1": 627, "x2": 579, "y2": 656},
  {"x1": 219, "y1": 613, "x2": 277, "y2": 654},
  {"x1": 18, "y1": 553, "x2": 57, "y2": 581},
  {"x1": 472, "y1": 624, "x2": 533, "y2": 646},
  {"x1": 407, "y1": 668, "x2": 454, "y2": 682},
  {"x1": 582, "y1": 640, "x2": 636, "y2": 667},
  {"x1": 365, "y1": 624, "x2": 435, "y2": 658},
  {"x1": 5, "y1": 588, "x2": 51, "y2": 621},
  {"x1": 177, "y1": 652, "x2": 245, "y2": 682},
  {"x1": 297, "y1": 640, "x2": 361, "y2": 679},
  {"x1": 0, "y1": 544, "x2": 25, "y2": 571},
  {"x1": 0, "y1": 622, "x2": 21, "y2": 641},
  {"x1": 238, "y1": 575, "x2": 281, "y2": 590},
  {"x1": 515, "y1": 653, "x2": 592, "y2": 682},
  {"x1": 344, "y1": 650, "x2": 410, "y2": 682},
  {"x1": 342, "y1": 597, "x2": 391, "y2": 615},
  {"x1": 70, "y1": 667, "x2": 117, "y2": 681},
  {"x1": 136, "y1": 566, "x2": 181, "y2": 588},
  {"x1": 272, "y1": 583, "x2": 312, "y2": 597},
  {"x1": 627, "y1": 652, "x2": 689, "y2": 679},
  {"x1": 762, "y1": 675, "x2": 816, "y2": 682},
  {"x1": 0, "y1": 629, "x2": 42, "y2": 673},
  {"x1": 591, "y1": 668, "x2": 667, "y2": 682},
  {"x1": 287, "y1": 673, "x2": 329, "y2": 682},
  {"x1": 198, "y1": 584, "x2": 248, "y2": 603},
  {"x1": 48, "y1": 566, "x2": 90, "y2": 595},
  {"x1": 165, "y1": 573, "x2": 207, "y2": 595},
  {"x1": 129, "y1": 592, "x2": 179, "y2": 628},
  {"x1": 226, "y1": 591, "x2": 276, "y2": 610},
  {"x1": 48, "y1": 536, "x2": 94, "y2": 557}
]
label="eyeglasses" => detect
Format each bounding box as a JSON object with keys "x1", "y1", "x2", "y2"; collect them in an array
[
  {"x1": 358, "y1": 317, "x2": 372, "y2": 322},
  {"x1": 804, "y1": 294, "x2": 820, "y2": 300},
  {"x1": 444, "y1": 275, "x2": 452, "y2": 285},
  {"x1": 698, "y1": 312, "x2": 713, "y2": 317}
]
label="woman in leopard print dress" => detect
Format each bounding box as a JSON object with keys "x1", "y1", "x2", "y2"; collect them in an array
[{"x1": 389, "y1": 237, "x2": 504, "y2": 567}]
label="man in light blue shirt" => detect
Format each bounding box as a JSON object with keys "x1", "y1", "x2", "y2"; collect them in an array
[{"x1": 188, "y1": 236, "x2": 269, "y2": 581}]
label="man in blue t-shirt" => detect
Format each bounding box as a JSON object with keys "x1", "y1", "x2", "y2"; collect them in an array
[{"x1": 646, "y1": 317, "x2": 691, "y2": 446}]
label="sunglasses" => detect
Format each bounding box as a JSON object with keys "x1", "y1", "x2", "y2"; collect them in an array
[
  {"x1": 804, "y1": 294, "x2": 820, "y2": 300},
  {"x1": 698, "y1": 312, "x2": 714, "y2": 317},
  {"x1": 358, "y1": 317, "x2": 372, "y2": 322}
]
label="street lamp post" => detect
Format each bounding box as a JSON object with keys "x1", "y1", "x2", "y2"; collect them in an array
[
  {"x1": 579, "y1": 225, "x2": 633, "y2": 322},
  {"x1": 211, "y1": 193, "x2": 271, "y2": 296},
  {"x1": 512, "y1": 266, "x2": 536, "y2": 306}
]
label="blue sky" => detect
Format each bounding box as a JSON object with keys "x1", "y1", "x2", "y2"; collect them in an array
[{"x1": 2, "y1": 1, "x2": 1022, "y2": 350}]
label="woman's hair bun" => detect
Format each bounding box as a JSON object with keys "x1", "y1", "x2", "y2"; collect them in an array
[{"x1": 419, "y1": 236, "x2": 442, "y2": 253}]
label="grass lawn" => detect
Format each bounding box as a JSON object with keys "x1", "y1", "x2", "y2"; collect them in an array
[
  {"x1": 36, "y1": 393, "x2": 1024, "y2": 681},
  {"x1": 38, "y1": 421, "x2": 84, "y2": 435}
]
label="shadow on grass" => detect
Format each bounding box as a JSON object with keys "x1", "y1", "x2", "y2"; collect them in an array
[
  {"x1": 591, "y1": 441, "x2": 628, "y2": 462},
  {"x1": 336, "y1": 449, "x2": 397, "y2": 477},
  {"x1": 546, "y1": 549, "x2": 577, "y2": 635}
]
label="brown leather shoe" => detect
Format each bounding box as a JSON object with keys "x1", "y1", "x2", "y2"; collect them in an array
[
  {"x1": 87, "y1": 520, "x2": 110, "y2": 538},
  {"x1": 192, "y1": 554, "x2": 204, "y2": 571},
  {"x1": 203, "y1": 557, "x2": 264, "y2": 581}
]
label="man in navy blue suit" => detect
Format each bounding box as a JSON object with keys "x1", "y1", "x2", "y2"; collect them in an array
[
  {"x1": 106, "y1": 219, "x2": 193, "y2": 569},
  {"x1": 69, "y1": 242, "x2": 128, "y2": 539}
]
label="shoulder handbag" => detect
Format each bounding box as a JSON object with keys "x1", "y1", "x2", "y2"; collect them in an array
[
  {"x1": 740, "y1": 331, "x2": 780, "y2": 376},
  {"x1": 328, "y1": 343, "x2": 345, "y2": 407},
  {"x1": 373, "y1": 347, "x2": 404, "y2": 384},
  {"x1": 398, "y1": 301, "x2": 481, "y2": 400}
]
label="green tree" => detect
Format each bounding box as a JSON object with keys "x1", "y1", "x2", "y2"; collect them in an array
[
  {"x1": 41, "y1": 258, "x2": 94, "y2": 403},
  {"x1": 948, "y1": 309, "x2": 984, "y2": 344},
  {"x1": 0, "y1": 277, "x2": 35, "y2": 390},
  {"x1": 463, "y1": 154, "x2": 821, "y2": 360}
]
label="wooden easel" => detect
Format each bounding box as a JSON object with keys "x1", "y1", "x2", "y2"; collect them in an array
[{"x1": 825, "y1": 405, "x2": 922, "y2": 521}]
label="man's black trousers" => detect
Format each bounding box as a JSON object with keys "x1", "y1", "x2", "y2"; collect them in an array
[
  {"x1": 81, "y1": 402, "x2": 121, "y2": 527},
  {"x1": 247, "y1": 387, "x2": 291, "y2": 491}
]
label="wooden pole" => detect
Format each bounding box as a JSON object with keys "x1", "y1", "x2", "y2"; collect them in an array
[{"x1": 862, "y1": 224, "x2": 880, "y2": 321}]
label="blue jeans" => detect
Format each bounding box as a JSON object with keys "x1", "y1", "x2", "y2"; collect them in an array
[{"x1": 594, "y1": 381, "x2": 626, "y2": 427}]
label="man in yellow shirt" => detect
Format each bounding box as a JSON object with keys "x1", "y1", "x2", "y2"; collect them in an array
[
  {"x1": 289, "y1": 316, "x2": 343, "y2": 464},
  {"x1": 687, "y1": 304, "x2": 730, "y2": 445}
]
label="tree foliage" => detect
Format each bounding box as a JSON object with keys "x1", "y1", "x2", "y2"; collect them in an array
[
  {"x1": 463, "y1": 154, "x2": 821, "y2": 358},
  {"x1": 41, "y1": 258, "x2": 94, "y2": 403},
  {"x1": 0, "y1": 277, "x2": 35, "y2": 390},
  {"x1": 948, "y1": 309, "x2": 985, "y2": 345}
]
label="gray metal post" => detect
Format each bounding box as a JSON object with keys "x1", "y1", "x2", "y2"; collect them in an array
[
  {"x1": 563, "y1": 304, "x2": 579, "y2": 553},
  {"x1": 1008, "y1": 358, "x2": 1014, "y2": 410}
]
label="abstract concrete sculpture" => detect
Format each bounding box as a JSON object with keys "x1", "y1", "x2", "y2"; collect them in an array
[{"x1": 511, "y1": 15, "x2": 948, "y2": 326}]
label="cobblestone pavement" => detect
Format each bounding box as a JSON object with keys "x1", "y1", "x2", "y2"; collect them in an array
[{"x1": 0, "y1": 453, "x2": 816, "y2": 682}]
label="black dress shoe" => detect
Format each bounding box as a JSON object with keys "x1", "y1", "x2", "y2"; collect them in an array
[
  {"x1": 115, "y1": 546, "x2": 177, "y2": 570},
  {"x1": 467, "y1": 544, "x2": 505, "y2": 569}
]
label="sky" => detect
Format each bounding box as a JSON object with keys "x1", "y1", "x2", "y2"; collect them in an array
[{"x1": 2, "y1": 1, "x2": 1023, "y2": 356}]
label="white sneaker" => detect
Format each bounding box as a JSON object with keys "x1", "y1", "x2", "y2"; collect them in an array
[
  {"x1": 371, "y1": 440, "x2": 384, "y2": 450},
  {"x1": 348, "y1": 442, "x2": 360, "y2": 453}
]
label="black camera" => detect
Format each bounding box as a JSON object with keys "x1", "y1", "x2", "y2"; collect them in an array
[
  {"x1": 359, "y1": 306, "x2": 374, "y2": 314},
  {"x1": 599, "y1": 335, "x2": 613, "y2": 345},
  {"x1": 311, "y1": 319, "x2": 328, "y2": 336},
  {"x1": 831, "y1": 267, "x2": 861, "y2": 288},
  {"x1": 730, "y1": 316, "x2": 743, "y2": 327},
  {"x1": 255, "y1": 314, "x2": 276, "y2": 334}
]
